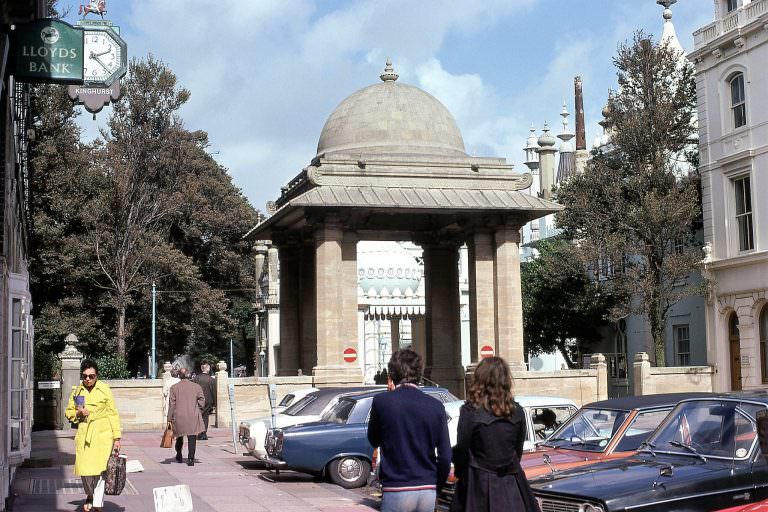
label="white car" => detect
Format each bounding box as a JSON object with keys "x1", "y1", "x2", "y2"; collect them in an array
[
  {"x1": 273, "y1": 387, "x2": 318, "y2": 414},
  {"x1": 239, "y1": 386, "x2": 383, "y2": 459}
]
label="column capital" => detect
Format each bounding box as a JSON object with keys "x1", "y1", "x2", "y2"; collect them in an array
[
  {"x1": 315, "y1": 218, "x2": 344, "y2": 242},
  {"x1": 494, "y1": 225, "x2": 522, "y2": 244}
]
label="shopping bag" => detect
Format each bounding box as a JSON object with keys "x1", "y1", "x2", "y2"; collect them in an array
[
  {"x1": 161, "y1": 422, "x2": 174, "y2": 449},
  {"x1": 104, "y1": 453, "x2": 127, "y2": 496}
]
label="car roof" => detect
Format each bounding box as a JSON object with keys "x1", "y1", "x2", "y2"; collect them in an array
[
  {"x1": 341, "y1": 386, "x2": 452, "y2": 402},
  {"x1": 584, "y1": 392, "x2": 716, "y2": 410},
  {"x1": 516, "y1": 396, "x2": 578, "y2": 408}
]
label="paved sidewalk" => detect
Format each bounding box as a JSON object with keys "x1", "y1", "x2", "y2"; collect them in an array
[{"x1": 10, "y1": 429, "x2": 378, "y2": 511}]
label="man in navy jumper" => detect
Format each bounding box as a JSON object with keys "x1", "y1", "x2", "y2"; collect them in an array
[{"x1": 367, "y1": 348, "x2": 451, "y2": 512}]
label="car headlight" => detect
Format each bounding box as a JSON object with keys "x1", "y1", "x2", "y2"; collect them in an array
[
  {"x1": 581, "y1": 504, "x2": 604, "y2": 512},
  {"x1": 265, "y1": 429, "x2": 284, "y2": 457}
]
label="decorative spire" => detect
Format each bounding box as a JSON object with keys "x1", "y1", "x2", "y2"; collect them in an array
[
  {"x1": 558, "y1": 102, "x2": 574, "y2": 151},
  {"x1": 523, "y1": 124, "x2": 540, "y2": 172},
  {"x1": 537, "y1": 122, "x2": 557, "y2": 148},
  {"x1": 380, "y1": 58, "x2": 399, "y2": 82},
  {"x1": 657, "y1": 0, "x2": 684, "y2": 56}
]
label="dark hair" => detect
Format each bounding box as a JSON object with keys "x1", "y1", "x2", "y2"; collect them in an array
[
  {"x1": 467, "y1": 357, "x2": 516, "y2": 418},
  {"x1": 387, "y1": 348, "x2": 422, "y2": 385},
  {"x1": 80, "y1": 359, "x2": 99, "y2": 374}
]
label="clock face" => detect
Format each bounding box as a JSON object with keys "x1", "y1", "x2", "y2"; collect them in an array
[{"x1": 83, "y1": 29, "x2": 125, "y2": 85}]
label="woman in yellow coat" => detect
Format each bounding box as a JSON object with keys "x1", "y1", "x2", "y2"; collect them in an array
[{"x1": 64, "y1": 359, "x2": 122, "y2": 512}]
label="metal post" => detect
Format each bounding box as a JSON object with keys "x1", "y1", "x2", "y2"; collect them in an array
[
  {"x1": 151, "y1": 282, "x2": 157, "y2": 378},
  {"x1": 230, "y1": 338, "x2": 234, "y2": 377},
  {"x1": 259, "y1": 349, "x2": 266, "y2": 377}
]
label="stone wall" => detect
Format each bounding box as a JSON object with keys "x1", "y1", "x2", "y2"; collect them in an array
[
  {"x1": 633, "y1": 352, "x2": 715, "y2": 395},
  {"x1": 512, "y1": 354, "x2": 608, "y2": 407},
  {"x1": 105, "y1": 379, "x2": 166, "y2": 431}
]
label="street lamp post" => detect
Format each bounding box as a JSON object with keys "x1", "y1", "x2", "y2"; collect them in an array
[
  {"x1": 259, "y1": 349, "x2": 266, "y2": 377},
  {"x1": 150, "y1": 281, "x2": 156, "y2": 378}
]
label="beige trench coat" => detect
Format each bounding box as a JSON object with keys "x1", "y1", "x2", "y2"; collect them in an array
[{"x1": 167, "y1": 379, "x2": 205, "y2": 437}]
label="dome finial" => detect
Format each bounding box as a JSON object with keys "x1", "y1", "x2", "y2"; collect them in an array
[{"x1": 380, "y1": 58, "x2": 399, "y2": 82}]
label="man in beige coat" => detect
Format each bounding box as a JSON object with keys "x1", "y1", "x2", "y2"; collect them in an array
[{"x1": 168, "y1": 368, "x2": 205, "y2": 466}]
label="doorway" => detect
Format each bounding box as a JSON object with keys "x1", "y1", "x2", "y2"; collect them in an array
[{"x1": 729, "y1": 312, "x2": 742, "y2": 391}]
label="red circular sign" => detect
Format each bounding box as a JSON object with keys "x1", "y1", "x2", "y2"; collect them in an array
[
  {"x1": 343, "y1": 347, "x2": 357, "y2": 363},
  {"x1": 480, "y1": 345, "x2": 495, "y2": 359}
]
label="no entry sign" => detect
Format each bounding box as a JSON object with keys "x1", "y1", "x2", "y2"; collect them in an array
[
  {"x1": 343, "y1": 347, "x2": 357, "y2": 363},
  {"x1": 480, "y1": 345, "x2": 495, "y2": 359}
]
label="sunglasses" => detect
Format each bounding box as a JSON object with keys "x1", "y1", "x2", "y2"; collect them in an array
[{"x1": 81, "y1": 373, "x2": 97, "y2": 380}]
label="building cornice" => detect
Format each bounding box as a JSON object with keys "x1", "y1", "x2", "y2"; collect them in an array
[{"x1": 710, "y1": 250, "x2": 768, "y2": 270}]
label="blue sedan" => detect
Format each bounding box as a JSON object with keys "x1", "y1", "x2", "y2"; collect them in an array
[{"x1": 263, "y1": 387, "x2": 458, "y2": 488}]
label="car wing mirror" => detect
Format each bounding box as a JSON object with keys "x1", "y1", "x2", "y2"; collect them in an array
[{"x1": 757, "y1": 410, "x2": 768, "y2": 462}]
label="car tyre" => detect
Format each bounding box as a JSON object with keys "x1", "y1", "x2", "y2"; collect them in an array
[{"x1": 327, "y1": 456, "x2": 371, "y2": 489}]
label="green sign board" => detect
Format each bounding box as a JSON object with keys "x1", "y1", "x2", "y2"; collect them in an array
[{"x1": 10, "y1": 19, "x2": 84, "y2": 85}]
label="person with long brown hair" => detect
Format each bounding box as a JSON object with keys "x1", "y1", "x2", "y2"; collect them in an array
[{"x1": 450, "y1": 356, "x2": 540, "y2": 512}]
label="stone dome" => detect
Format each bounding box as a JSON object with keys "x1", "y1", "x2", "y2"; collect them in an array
[
  {"x1": 316, "y1": 61, "x2": 466, "y2": 157},
  {"x1": 357, "y1": 241, "x2": 422, "y2": 298}
]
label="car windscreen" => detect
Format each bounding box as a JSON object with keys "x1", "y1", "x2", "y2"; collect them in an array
[
  {"x1": 321, "y1": 398, "x2": 356, "y2": 424},
  {"x1": 278, "y1": 394, "x2": 295, "y2": 408},
  {"x1": 283, "y1": 395, "x2": 316, "y2": 416},
  {"x1": 542, "y1": 408, "x2": 627, "y2": 452},
  {"x1": 647, "y1": 400, "x2": 762, "y2": 460}
]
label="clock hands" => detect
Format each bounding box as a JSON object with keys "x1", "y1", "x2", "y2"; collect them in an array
[
  {"x1": 89, "y1": 51, "x2": 113, "y2": 73},
  {"x1": 92, "y1": 48, "x2": 113, "y2": 58}
]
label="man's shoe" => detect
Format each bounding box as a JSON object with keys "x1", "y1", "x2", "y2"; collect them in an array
[
  {"x1": 187, "y1": 458, "x2": 195, "y2": 466},
  {"x1": 175, "y1": 453, "x2": 183, "y2": 463},
  {"x1": 197, "y1": 433, "x2": 208, "y2": 440}
]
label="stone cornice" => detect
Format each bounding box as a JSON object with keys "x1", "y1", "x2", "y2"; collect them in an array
[{"x1": 306, "y1": 165, "x2": 533, "y2": 191}]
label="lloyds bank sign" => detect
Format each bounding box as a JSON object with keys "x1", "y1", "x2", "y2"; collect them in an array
[{"x1": 10, "y1": 19, "x2": 84, "y2": 85}]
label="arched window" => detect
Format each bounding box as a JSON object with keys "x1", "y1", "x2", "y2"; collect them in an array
[
  {"x1": 730, "y1": 73, "x2": 746, "y2": 128},
  {"x1": 726, "y1": 0, "x2": 738, "y2": 13},
  {"x1": 761, "y1": 306, "x2": 768, "y2": 383}
]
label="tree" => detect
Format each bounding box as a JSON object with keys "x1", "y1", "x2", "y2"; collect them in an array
[
  {"x1": 556, "y1": 32, "x2": 701, "y2": 366},
  {"x1": 522, "y1": 239, "x2": 616, "y2": 368},
  {"x1": 94, "y1": 55, "x2": 191, "y2": 357}
]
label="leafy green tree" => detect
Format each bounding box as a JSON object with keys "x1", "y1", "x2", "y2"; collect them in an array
[
  {"x1": 556, "y1": 32, "x2": 701, "y2": 366},
  {"x1": 522, "y1": 239, "x2": 616, "y2": 368}
]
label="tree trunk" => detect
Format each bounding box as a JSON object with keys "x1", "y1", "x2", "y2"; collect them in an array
[
  {"x1": 557, "y1": 338, "x2": 577, "y2": 369},
  {"x1": 649, "y1": 294, "x2": 665, "y2": 367},
  {"x1": 116, "y1": 299, "x2": 126, "y2": 358}
]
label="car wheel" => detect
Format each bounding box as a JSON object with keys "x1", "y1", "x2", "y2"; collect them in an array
[{"x1": 327, "y1": 456, "x2": 371, "y2": 489}]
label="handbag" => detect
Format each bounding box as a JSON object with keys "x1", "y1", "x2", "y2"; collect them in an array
[
  {"x1": 161, "y1": 422, "x2": 174, "y2": 449},
  {"x1": 104, "y1": 452, "x2": 127, "y2": 495}
]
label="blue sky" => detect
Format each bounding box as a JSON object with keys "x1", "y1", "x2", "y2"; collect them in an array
[{"x1": 61, "y1": 0, "x2": 713, "y2": 213}]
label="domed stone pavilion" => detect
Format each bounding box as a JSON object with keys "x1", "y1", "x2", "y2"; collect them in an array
[{"x1": 246, "y1": 61, "x2": 561, "y2": 394}]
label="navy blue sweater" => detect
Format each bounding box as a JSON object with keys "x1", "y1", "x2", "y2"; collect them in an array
[{"x1": 367, "y1": 386, "x2": 452, "y2": 491}]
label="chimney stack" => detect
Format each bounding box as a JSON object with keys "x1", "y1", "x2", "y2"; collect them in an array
[{"x1": 574, "y1": 76, "x2": 586, "y2": 151}]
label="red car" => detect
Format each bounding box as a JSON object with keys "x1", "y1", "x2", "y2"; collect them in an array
[
  {"x1": 716, "y1": 501, "x2": 768, "y2": 512},
  {"x1": 522, "y1": 393, "x2": 713, "y2": 478}
]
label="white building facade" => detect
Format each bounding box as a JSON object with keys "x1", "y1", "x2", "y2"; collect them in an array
[{"x1": 691, "y1": 0, "x2": 768, "y2": 391}]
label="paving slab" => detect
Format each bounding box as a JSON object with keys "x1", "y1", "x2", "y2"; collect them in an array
[{"x1": 9, "y1": 429, "x2": 377, "y2": 512}]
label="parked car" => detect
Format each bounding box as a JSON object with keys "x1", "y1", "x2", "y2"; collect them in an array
[
  {"x1": 238, "y1": 386, "x2": 383, "y2": 459},
  {"x1": 522, "y1": 393, "x2": 713, "y2": 478},
  {"x1": 273, "y1": 387, "x2": 318, "y2": 414},
  {"x1": 531, "y1": 395, "x2": 768, "y2": 512},
  {"x1": 262, "y1": 387, "x2": 460, "y2": 488}
]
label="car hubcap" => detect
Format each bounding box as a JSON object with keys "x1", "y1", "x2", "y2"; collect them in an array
[{"x1": 338, "y1": 458, "x2": 362, "y2": 482}]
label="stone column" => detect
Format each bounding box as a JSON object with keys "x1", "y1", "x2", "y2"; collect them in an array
[
  {"x1": 59, "y1": 336, "x2": 83, "y2": 430},
  {"x1": 633, "y1": 352, "x2": 651, "y2": 396},
  {"x1": 411, "y1": 316, "x2": 426, "y2": 360},
  {"x1": 390, "y1": 317, "x2": 401, "y2": 354},
  {"x1": 738, "y1": 309, "x2": 759, "y2": 389},
  {"x1": 468, "y1": 231, "x2": 496, "y2": 363},
  {"x1": 215, "y1": 361, "x2": 230, "y2": 427},
  {"x1": 494, "y1": 226, "x2": 526, "y2": 370},
  {"x1": 423, "y1": 243, "x2": 465, "y2": 395},
  {"x1": 313, "y1": 219, "x2": 362, "y2": 384},
  {"x1": 341, "y1": 232, "x2": 360, "y2": 361},
  {"x1": 266, "y1": 246, "x2": 280, "y2": 376},
  {"x1": 299, "y1": 244, "x2": 317, "y2": 374},
  {"x1": 590, "y1": 353, "x2": 608, "y2": 401},
  {"x1": 277, "y1": 244, "x2": 300, "y2": 375}
]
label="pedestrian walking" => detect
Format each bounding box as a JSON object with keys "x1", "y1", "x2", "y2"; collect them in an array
[
  {"x1": 367, "y1": 348, "x2": 451, "y2": 512},
  {"x1": 450, "y1": 356, "x2": 540, "y2": 512},
  {"x1": 193, "y1": 360, "x2": 216, "y2": 440},
  {"x1": 64, "y1": 359, "x2": 122, "y2": 512},
  {"x1": 167, "y1": 368, "x2": 205, "y2": 466}
]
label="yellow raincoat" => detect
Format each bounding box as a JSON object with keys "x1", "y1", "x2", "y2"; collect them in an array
[{"x1": 64, "y1": 380, "x2": 122, "y2": 476}]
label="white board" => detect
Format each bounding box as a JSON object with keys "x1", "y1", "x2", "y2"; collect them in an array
[{"x1": 153, "y1": 484, "x2": 193, "y2": 512}]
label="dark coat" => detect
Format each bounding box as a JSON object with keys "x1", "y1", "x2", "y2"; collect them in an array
[
  {"x1": 168, "y1": 379, "x2": 205, "y2": 437},
  {"x1": 193, "y1": 372, "x2": 216, "y2": 414},
  {"x1": 451, "y1": 402, "x2": 540, "y2": 512}
]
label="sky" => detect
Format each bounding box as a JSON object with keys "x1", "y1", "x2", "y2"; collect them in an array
[{"x1": 60, "y1": 0, "x2": 714, "y2": 213}]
